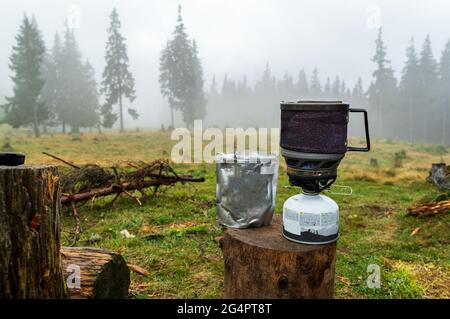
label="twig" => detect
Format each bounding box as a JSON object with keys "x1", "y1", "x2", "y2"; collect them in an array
[
  {"x1": 112, "y1": 166, "x2": 142, "y2": 206},
  {"x1": 42, "y1": 152, "x2": 80, "y2": 169}
]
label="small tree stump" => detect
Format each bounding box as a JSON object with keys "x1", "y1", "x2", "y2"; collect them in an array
[
  {"x1": 0, "y1": 165, "x2": 68, "y2": 298},
  {"x1": 221, "y1": 216, "x2": 337, "y2": 299},
  {"x1": 61, "y1": 247, "x2": 130, "y2": 299}
]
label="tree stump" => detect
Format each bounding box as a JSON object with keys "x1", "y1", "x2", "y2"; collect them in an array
[
  {"x1": 0, "y1": 165, "x2": 68, "y2": 298},
  {"x1": 61, "y1": 247, "x2": 130, "y2": 299},
  {"x1": 426, "y1": 163, "x2": 450, "y2": 190},
  {"x1": 221, "y1": 216, "x2": 337, "y2": 299}
]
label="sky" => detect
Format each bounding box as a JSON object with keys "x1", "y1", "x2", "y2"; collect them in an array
[{"x1": 1, "y1": 0, "x2": 450, "y2": 128}]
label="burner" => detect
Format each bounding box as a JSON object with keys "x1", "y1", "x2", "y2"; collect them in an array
[{"x1": 280, "y1": 100, "x2": 370, "y2": 244}]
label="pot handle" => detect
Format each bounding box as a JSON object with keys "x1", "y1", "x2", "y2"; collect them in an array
[{"x1": 347, "y1": 108, "x2": 371, "y2": 152}]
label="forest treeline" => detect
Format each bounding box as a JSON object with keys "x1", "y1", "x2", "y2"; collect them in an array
[
  {"x1": 206, "y1": 30, "x2": 450, "y2": 145},
  {"x1": 1, "y1": 6, "x2": 449, "y2": 145}
]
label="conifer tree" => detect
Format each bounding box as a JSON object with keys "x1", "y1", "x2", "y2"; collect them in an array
[
  {"x1": 367, "y1": 28, "x2": 398, "y2": 137},
  {"x1": 159, "y1": 5, "x2": 205, "y2": 127},
  {"x1": 309, "y1": 67, "x2": 322, "y2": 97},
  {"x1": 417, "y1": 35, "x2": 438, "y2": 141},
  {"x1": 399, "y1": 38, "x2": 420, "y2": 142},
  {"x1": 323, "y1": 77, "x2": 332, "y2": 98},
  {"x1": 332, "y1": 76, "x2": 341, "y2": 99},
  {"x1": 186, "y1": 40, "x2": 206, "y2": 123},
  {"x1": 278, "y1": 72, "x2": 295, "y2": 99},
  {"x1": 351, "y1": 77, "x2": 365, "y2": 103},
  {"x1": 58, "y1": 28, "x2": 100, "y2": 133},
  {"x1": 2, "y1": 14, "x2": 46, "y2": 137},
  {"x1": 41, "y1": 33, "x2": 64, "y2": 131},
  {"x1": 296, "y1": 69, "x2": 309, "y2": 98},
  {"x1": 438, "y1": 40, "x2": 450, "y2": 145},
  {"x1": 101, "y1": 8, "x2": 137, "y2": 132}
]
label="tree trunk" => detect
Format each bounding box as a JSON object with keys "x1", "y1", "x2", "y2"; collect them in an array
[
  {"x1": 71, "y1": 125, "x2": 80, "y2": 134},
  {"x1": 0, "y1": 165, "x2": 68, "y2": 298},
  {"x1": 119, "y1": 94, "x2": 124, "y2": 133},
  {"x1": 221, "y1": 217, "x2": 336, "y2": 299},
  {"x1": 33, "y1": 118, "x2": 40, "y2": 138},
  {"x1": 61, "y1": 247, "x2": 130, "y2": 299},
  {"x1": 442, "y1": 106, "x2": 447, "y2": 146},
  {"x1": 170, "y1": 105, "x2": 175, "y2": 128},
  {"x1": 409, "y1": 100, "x2": 414, "y2": 143}
]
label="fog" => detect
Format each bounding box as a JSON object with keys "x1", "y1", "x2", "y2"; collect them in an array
[{"x1": 1, "y1": 0, "x2": 450, "y2": 130}]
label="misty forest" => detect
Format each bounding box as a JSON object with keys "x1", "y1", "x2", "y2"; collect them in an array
[
  {"x1": 0, "y1": 2, "x2": 449, "y2": 300},
  {"x1": 1, "y1": 6, "x2": 450, "y2": 145}
]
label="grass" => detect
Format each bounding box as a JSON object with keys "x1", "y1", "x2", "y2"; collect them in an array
[{"x1": 1, "y1": 124, "x2": 449, "y2": 299}]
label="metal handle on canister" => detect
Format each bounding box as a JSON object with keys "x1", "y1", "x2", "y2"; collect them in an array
[{"x1": 347, "y1": 108, "x2": 371, "y2": 152}]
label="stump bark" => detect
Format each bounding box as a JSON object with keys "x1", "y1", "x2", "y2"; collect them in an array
[
  {"x1": 0, "y1": 165, "x2": 68, "y2": 298},
  {"x1": 61, "y1": 247, "x2": 130, "y2": 299},
  {"x1": 221, "y1": 216, "x2": 337, "y2": 299}
]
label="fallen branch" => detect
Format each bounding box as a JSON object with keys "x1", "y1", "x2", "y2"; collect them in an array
[{"x1": 61, "y1": 174, "x2": 204, "y2": 205}]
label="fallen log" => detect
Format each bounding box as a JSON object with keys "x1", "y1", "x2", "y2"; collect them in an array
[
  {"x1": 61, "y1": 247, "x2": 130, "y2": 299},
  {"x1": 61, "y1": 174, "x2": 205, "y2": 205}
]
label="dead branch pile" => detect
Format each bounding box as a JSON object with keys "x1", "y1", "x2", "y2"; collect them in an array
[
  {"x1": 43, "y1": 152, "x2": 205, "y2": 245},
  {"x1": 407, "y1": 200, "x2": 450, "y2": 217},
  {"x1": 59, "y1": 160, "x2": 204, "y2": 205}
]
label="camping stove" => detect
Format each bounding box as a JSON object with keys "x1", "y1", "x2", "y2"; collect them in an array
[{"x1": 280, "y1": 100, "x2": 370, "y2": 244}]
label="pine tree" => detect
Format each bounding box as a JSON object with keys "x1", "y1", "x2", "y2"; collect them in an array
[
  {"x1": 58, "y1": 28, "x2": 100, "y2": 133},
  {"x1": 221, "y1": 74, "x2": 237, "y2": 103},
  {"x1": 399, "y1": 38, "x2": 420, "y2": 142},
  {"x1": 367, "y1": 28, "x2": 398, "y2": 138},
  {"x1": 351, "y1": 77, "x2": 365, "y2": 103},
  {"x1": 237, "y1": 75, "x2": 251, "y2": 97},
  {"x1": 159, "y1": 5, "x2": 205, "y2": 127},
  {"x1": 438, "y1": 40, "x2": 450, "y2": 145},
  {"x1": 323, "y1": 77, "x2": 332, "y2": 98},
  {"x1": 59, "y1": 28, "x2": 80, "y2": 132},
  {"x1": 255, "y1": 63, "x2": 277, "y2": 126},
  {"x1": 41, "y1": 33, "x2": 64, "y2": 131},
  {"x1": 101, "y1": 8, "x2": 137, "y2": 132},
  {"x1": 418, "y1": 35, "x2": 438, "y2": 142},
  {"x1": 332, "y1": 76, "x2": 341, "y2": 99},
  {"x1": 255, "y1": 63, "x2": 276, "y2": 94},
  {"x1": 77, "y1": 60, "x2": 100, "y2": 128},
  {"x1": 208, "y1": 74, "x2": 219, "y2": 101},
  {"x1": 186, "y1": 40, "x2": 206, "y2": 123},
  {"x1": 206, "y1": 74, "x2": 220, "y2": 124},
  {"x1": 278, "y1": 72, "x2": 295, "y2": 100},
  {"x1": 2, "y1": 14, "x2": 46, "y2": 137},
  {"x1": 296, "y1": 69, "x2": 309, "y2": 99},
  {"x1": 309, "y1": 67, "x2": 322, "y2": 97}
]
